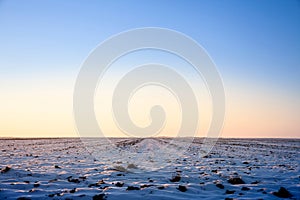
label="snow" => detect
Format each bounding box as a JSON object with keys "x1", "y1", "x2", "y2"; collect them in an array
[{"x1": 0, "y1": 138, "x2": 299, "y2": 199}]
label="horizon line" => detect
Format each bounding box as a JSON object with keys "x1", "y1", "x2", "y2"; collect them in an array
[{"x1": 0, "y1": 136, "x2": 299, "y2": 140}]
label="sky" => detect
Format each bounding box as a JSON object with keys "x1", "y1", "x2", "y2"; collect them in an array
[{"x1": 0, "y1": 0, "x2": 299, "y2": 138}]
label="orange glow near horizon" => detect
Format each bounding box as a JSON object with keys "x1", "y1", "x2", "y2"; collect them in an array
[{"x1": 0, "y1": 73, "x2": 299, "y2": 138}]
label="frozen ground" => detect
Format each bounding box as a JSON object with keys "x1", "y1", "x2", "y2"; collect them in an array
[{"x1": 0, "y1": 138, "x2": 299, "y2": 200}]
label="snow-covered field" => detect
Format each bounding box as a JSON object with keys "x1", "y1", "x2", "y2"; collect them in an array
[{"x1": 0, "y1": 138, "x2": 299, "y2": 200}]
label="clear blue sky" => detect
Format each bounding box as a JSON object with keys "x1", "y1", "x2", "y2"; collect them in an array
[{"x1": 0, "y1": 0, "x2": 299, "y2": 137}]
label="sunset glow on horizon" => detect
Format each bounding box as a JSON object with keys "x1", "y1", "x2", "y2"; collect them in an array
[{"x1": 0, "y1": 0, "x2": 299, "y2": 138}]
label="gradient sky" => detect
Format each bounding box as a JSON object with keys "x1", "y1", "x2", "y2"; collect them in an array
[{"x1": 0, "y1": 0, "x2": 299, "y2": 138}]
